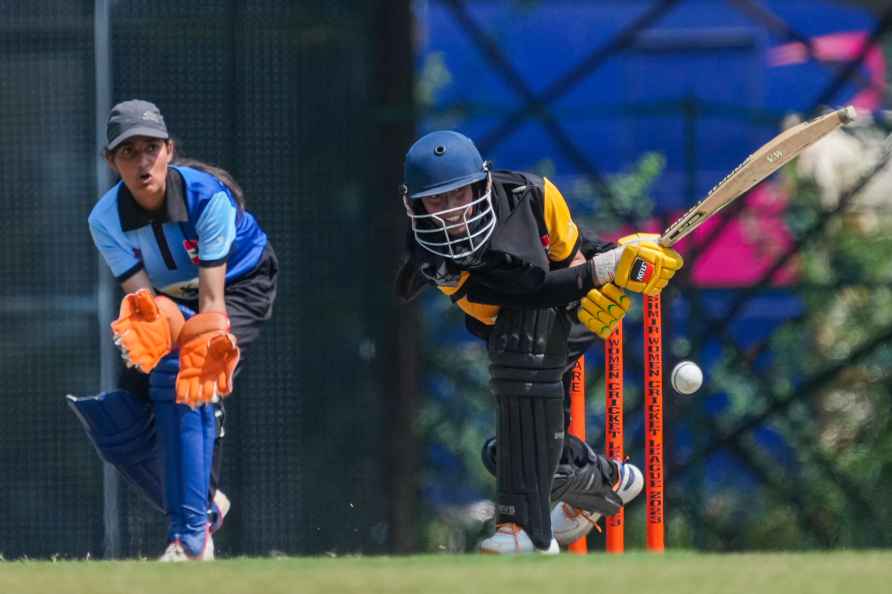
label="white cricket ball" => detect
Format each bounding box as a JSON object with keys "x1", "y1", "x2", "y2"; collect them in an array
[{"x1": 670, "y1": 360, "x2": 703, "y2": 395}]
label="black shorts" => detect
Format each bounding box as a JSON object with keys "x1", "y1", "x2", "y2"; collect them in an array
[
  {"x1": 218, "y1": 242, "x2": 278, "y2": 358},
  {"x1": 177, "y1": 242, "x2": 278, "y2": 358}
]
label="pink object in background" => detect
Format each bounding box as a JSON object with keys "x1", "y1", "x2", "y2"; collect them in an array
[
  {"x1": 610, "y1": 184, "x2": 798, "y2": 288},
  {"x1": 682, "y1": 184, "x2": 798, "y2": 287},
  {"x1": 768, "y1": 31, "x2": 886, "y2": 111}
]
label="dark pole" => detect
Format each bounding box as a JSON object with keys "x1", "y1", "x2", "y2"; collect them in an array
[
  {"x1": 682, "y1": 92, "x2": 706, "y2": 549},
  {"x1": 369, "y1": 0, "x2": 420, "y2": 553}
]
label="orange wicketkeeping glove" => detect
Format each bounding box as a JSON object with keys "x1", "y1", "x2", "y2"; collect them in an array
[
  {"x1": 110, "y1": 289, "x2": 185, "y2": 373},
  {"x1": 175, "y1": 312, "x2": 240, "y2": 408}
]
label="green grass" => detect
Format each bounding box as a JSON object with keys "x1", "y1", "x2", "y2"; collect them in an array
[{"x1": 1, "y1": 551, "x2": 890, "y2": 594}]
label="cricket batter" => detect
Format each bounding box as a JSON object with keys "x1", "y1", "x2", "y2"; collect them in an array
[
  {"x1": 397, "y1": 130, "x2": 682, "y2": 553},
  {"x1": 69, "y1": 100, "x2": 277, "y2": 561}
]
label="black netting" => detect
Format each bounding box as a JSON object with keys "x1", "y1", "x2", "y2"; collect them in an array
[
  {"x1": 0, "y1": 0, "x2": 409, "y2": 558},
  {"x1": 0, "y1": 0, "x2": 103, "y2": 557},
  {"x1": 106, "y1": 0, "x2": 392, "y2": 557}
]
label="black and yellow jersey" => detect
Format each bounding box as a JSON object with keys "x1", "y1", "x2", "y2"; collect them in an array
[{"x1": 397, "y1": 170, "x2": 613, "y2": 334}]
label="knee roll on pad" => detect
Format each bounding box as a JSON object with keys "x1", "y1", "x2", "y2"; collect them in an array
[
  {"x1": 66, "y1": 390, "x2": 164, "y2": 513},
  {"x1": 488, "y1": 307, "x2": 571, "y2": 550},
  {"x1": 488, "y1": 308, "x2": 571, "y2": 379},
  {"x1": 482, "y1": 433, "x2": 596, "y2": 475}
]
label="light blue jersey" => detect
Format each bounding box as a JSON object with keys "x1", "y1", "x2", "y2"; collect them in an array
[{"x1": 89, "y1": 165, "x2": 267, "y2": 300}]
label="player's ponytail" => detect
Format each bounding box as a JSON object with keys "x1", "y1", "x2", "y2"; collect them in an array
[{"x1": 170, "y1": 143, "x2": 246, "y2": 210}]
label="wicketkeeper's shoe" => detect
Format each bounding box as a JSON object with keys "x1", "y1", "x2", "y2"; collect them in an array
[
  {"x1": 551, "y1": 460, "x2": 644, "y2": 546},
  {"x1": 158, "y1": 540, "x2": 190, "y2": 562},
  {"x1": 479, "y1": 523, "x2": 560, "y2": 555},
  {"x1": 158, "y1": 529, "x2": 215, "y2": 562}
]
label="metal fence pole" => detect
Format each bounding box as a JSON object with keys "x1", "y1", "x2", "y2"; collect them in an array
[{"x1": 94, "y1": 0, "x2": 120, "y2": 559}]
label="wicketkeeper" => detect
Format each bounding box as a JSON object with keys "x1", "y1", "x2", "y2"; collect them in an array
[
  {"x1": 396, "y1": 130, "x2": 682, "y2": 553},
  {"x1": 69, "y1": 100, "x2": 277, "y2": 561}
]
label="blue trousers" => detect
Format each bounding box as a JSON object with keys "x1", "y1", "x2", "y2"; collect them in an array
[{"x1": 149, "y1": 354, "x2": 216, "y2": 555}]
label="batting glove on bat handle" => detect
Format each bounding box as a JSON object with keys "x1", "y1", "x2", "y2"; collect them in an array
[
  {"x1": 585, "y1": 233, "x2": 668, "y2": 286},
  {"x1": 606, "y1": 232, "x2": 684, "y2": 295}
]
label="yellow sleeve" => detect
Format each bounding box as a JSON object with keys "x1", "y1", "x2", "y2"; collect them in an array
[
  {"x1": 436, "y1": 271, "x2": 500, "y2": 326},
  {"x1": 542, "y1": 177, "x2": 580, "y2": 264}
]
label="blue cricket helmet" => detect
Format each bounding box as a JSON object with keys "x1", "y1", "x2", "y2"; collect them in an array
[
  {"x1": 401, "y1": 131, "x2": 497, "y2": 260},
  {"x1": 403, "y1": 130, "x2": 488, "y2": 199}
]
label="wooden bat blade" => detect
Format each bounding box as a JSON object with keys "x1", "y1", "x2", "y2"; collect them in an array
[{"x1": 659, "y1": 105, "x2": 856, "y2": 247}]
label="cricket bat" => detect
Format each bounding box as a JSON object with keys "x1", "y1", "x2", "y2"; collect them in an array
[{"x1": 659, "y1": 105, "x2": 857, "y2": 247}]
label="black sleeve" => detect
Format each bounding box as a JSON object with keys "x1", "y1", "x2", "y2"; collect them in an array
[
  {"x1": 548, "y1": 231, "x2": 614, "y2": 270},
  {"x1": 394, "y1": 232, "x2": 435, "y2": 303},
  {"x1": 465, "y1": 315, "x2": 493, "y2": 340},
  {"x1": 465, "y1": 263, "x2": 596, "y2": 308}
]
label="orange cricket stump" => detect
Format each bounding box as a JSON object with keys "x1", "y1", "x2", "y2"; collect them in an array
[
  {"x1": 604, "y1": 323, "x2": 624, "y2": 553},
  {"x1": 643, "y1": 294, "x2": 665, "y2": 552},
  {"x1": 567, "y1": 356, "x2": 588, "y2": 554}
]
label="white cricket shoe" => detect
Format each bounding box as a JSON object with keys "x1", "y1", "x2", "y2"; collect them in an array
[
  {"x1": 158, "y1": 533, "x2": 215, "y2": 562},
  {"x1": 611, "y1": 460, "x2": 644, "y2": 505},
  {"x1": 550, "y1": 503, "x2": 601, "y2": 546},
  {"x1": 479, "y1": 523, "x2": 560, "y2": 555},
  {"x1": 551, "y1": 460, "x2": 644, "y2": 546},
  {"x1": 158, "y1": 541, "x2": 190, "y2": 562}
]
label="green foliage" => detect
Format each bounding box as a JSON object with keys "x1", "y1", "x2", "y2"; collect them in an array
[
  {"x1": 758, "y1": 163, "x2": 892, "y2": 548},
  {"x1": 569, "y1": 152, "x2": 666, "y2": 237},
  {"x1": 416, "y1": 52, "x2": 452, "y2": 109},
  {"x1": 656, "y1": 158, "x2": 892, "y2": 551}
]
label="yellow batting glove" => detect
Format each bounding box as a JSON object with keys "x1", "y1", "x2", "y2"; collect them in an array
[
  {"x1": 577, "y1": 283, "x2": 631, "y2": 339},
  {"x1": 617, "y1": 232, "x2": 660, "y2": 244},
  {"x1": 614, "y1": 233, "x2": 684, "y2": 295}
]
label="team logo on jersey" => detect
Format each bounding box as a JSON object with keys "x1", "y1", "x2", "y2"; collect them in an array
[
  {"x1": 183, "y1": 239, "x2": 200, "y2": 264},
  {"x1": 539, "y1": 234, "x2": 551, "y2": 248},
  {"x1": 631, "y1": 257, "x2": 653, "y2": 283}
]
